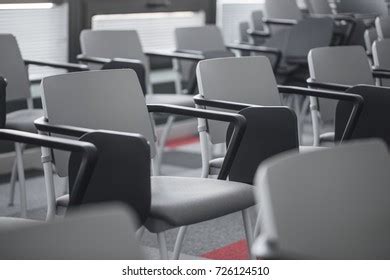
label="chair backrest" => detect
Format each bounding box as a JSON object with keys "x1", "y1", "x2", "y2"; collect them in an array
[
  {"x1": 337, "y1": 0, "x2": 388, "y2": 16},
  {"x1": 308, "y1": 46, "x2": 374, "y2": 123},
  {"x1": 373, "y1": 38, "x2": 390, "y2": 69},
  {"x1": 376, "y1": 16, "x2": 390, "y2": 40},
  {"x1": 68, "y1": 131, "x2": 151, "y2": 225},
  {"x1": 306, "y1": 0, "x2": 332, "y2": 15},
  {"x1": 0, "y1": 204, "x2": 144, "y2": 259},
  {"x1": 285, "y1": 17, "x2": 334, "y2": 59},
  {"x1": 264, "y1": 0, "x2": 302, "y2": 20},
  {"x1": 80, "y1": 30, "x2": 148, "y2": 68},
  {"x1": 335, "y1": 85, "x2": 390, "y2": 147},
  {"x1": 0, "y1": 34, "x2": 31, "y2": 102},
  {"x1": 41, "y1": 70, "x2": 157, "y2": 177},
  {"x1": 250, "y1": 10, "x2": 267, "y2": 46},
  {"x1": 197, "y1": 56, "x2": 282, "y2": 144},
  {"x1": 226, "y1": 107, "x2": 299, "y2": 185},
  {"x1": 364, "y1": 28, "x2": 378, "y2": 55},
  {"x1": 255, "y1": 140, "x2": 390, "y2": 259},
  {"x1": 0, "y1": 77, "x2": 6, "y2": 128}
]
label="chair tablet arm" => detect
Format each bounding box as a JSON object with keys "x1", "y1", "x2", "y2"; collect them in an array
[
  {"x1": 278, "y1": 85, "x2": 364, "y2": 142},
  {"x1": 306, "y1": 78, "x2": 351, "y2": 92},
  {"x1": 372, "y1": 68, "x2": 390, "y2": 79},
  {"x1": 320, "y1": 132, "x2": 336, "y2": 143},
  {"x1": 194, "y1": 94, "x2": 258, "y2": 111},
  {"x1": 24, "y1": 59, "x2": 88, "y2": 72},
  {"x1": 76, "y1": 55, "x2": 111, "y2": 65},
  {"x1": 144, "y1": 50, "x2": 205, "y2": 61},
  {"x1": 263, "y1": 17, "x2": 298, "y2": 26},
  {"x1": 35, "y1": 117, "x2": 94, "y2": 138},
  {"x1": 148, "y1": 104, "x2": 246, "y2": 180},
  {"x1": 247, "y1": 29, "x2": 271, "y2": 38}
]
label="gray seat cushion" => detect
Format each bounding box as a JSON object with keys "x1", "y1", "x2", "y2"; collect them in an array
[
  {"x1": 0, "y1": 217, "x2": 41, "y2": 231},
  {"x1": 145, "y1": 94, "x2": 194, "y2": 107},
  {"x1": 6, "y1": 109, "x2": 44, "y2": 133},
  {"x1": 148, "y1": 176, "x2": 255, "y2": 228}
]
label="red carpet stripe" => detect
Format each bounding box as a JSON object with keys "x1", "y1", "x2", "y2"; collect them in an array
[
  {"x1": 166, "y1": 135, "x2": 199, "y2": 148},
  {"x1": 201, "y1": 240, "x2": 249, "y2": 260}
]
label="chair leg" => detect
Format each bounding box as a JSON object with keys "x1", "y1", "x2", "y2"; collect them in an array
[
  {"x1": 173, "y1": 226, "x2": 188, "y2": 260},
  {"x1": 157, "y1": 232, "x2": 169, "y2": 260},
  {"x1": 15, "y1": 143, "x2": 27, "y2": 218},
  {"x1": 136, "y1": 226, "x2": 146, "y2": 241},
  {"x1": 41, "y1": 145, "x2": 56, "y2": 222},
  {"x1": 253, "y1": 208, "x2": 262, "y2": 238},
  {"x1": 156, "y1": 116, "x2": 176, "y2": 174},
  {"x1": 8, "y1": 158, "x2": 18, "y2": 207},
  {"x1": 242, "y1": 209, "x2": 256, "y2": 260}
]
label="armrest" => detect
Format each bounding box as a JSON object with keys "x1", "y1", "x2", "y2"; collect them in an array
[
  {"x1": 24, "y1": 59, "x2": 88, "y2": 72},
  {"x1": 76, "y1": 54, "x2": 111, "y2": 65},
  {"x1": 372, "y1": 67, "x2": 390, "y2": 79},
  {"x1": 263, "y1": 17, "x2": 298, "y2": 26},
  {"x1": 277, "y1": 85, "x2": 364, "y2": 141},
  {"x1": 0, "y1": 129, "x2": 97, "y2": 204},
  {"x1": 194, "y1": 94, "x2": 259, "y2": 111},
  {"x1": 35, "y1": 117, "x2": 94, "y2": 138},
  {"x1": 145, "y1": 50, "x2": 205, "y2": 61},
  {"x1": 225, "y1": 43, "x2": 282, "y2": 71},
  {"x1": 247, "y1": 29, "x2": 271, "y2": 38},
  {"x1": 147, "y1": 104, "x2": 247, "y2": 181},
  {"x1": 307, "y1": 78, "x2": 351, "y2": 92}
]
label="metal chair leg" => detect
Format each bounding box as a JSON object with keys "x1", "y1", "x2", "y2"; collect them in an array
[
  {"x1": 156, "y1": 116, "x2": 175, "y2": 174},
  {"x1": 173, "y1": 226, "x2": 188, "y2": 260},
  {"x1": 15, "y1": 143, "x2": 27, "y2": 218},
  {"x1": 136, "y1": 226, "x2": 146, "y2": 241},
  {"x1": 8, "y1": 158, "x2": 17, "y2": 207},
  {"x1": 242, "y1": 208, "x2": 256, "y2": 260},
  {"x1": 157, "y1": 232, "x2": 169, "y2": 260}
]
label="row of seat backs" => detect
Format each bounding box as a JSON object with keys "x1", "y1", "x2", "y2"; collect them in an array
[{"x1": 307, "y1": 0, "x2": 388, "y2": 16}]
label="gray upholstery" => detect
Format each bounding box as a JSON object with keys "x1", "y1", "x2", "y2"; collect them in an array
[
  {"x1": 337, "y1": 0, "x2": 388, "y2": 16},
  {"x1": 146, "y1": 176, "x2": 255, "y2": 232},
  {"x1": 254, "y1": 140, "x2": 390, "y2": 259},
  {"x1": 376, "y1": 16, "x2": 390, "y2": 40},
  {"x1": 373, "y1": 38, "x2": 390, "y2": 68},
  {"x1": 197, "y1": 56, "x2": 282, "y2": 144},
  {"x1": 308, "y1": 46, "x2": 374, "y2": 123},
  {"x1": 6, "y1": 109, "x2": 44, "y2": 133},
  {"x1": 264, "y1": 0, "x2": 302, "y2": 20},
  {"x1": 305, "y1": 0, "x2": 332, "y2": 15},
  {"x1": 42, "y1": 70, "x2": 157, "y2": 177},
  {"x1": 250, "y1": 10, "x2": 267, "y2": 46},
  {"x1": 364, "y1": 28, "x2": 378, "y2": 55},
  {"x1": 0, "y1": 204, "x2": 144, "y2": 259},
  {"x1": 0, "y1": 34, "x2": 31, "y2": 102}
]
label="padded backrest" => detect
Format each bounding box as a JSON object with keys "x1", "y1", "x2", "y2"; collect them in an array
[
  {"x1": 373, "y1": 39, "x2": 390, "y2": 69},
  {"x1": 197, "y1": 56, "x2": 282, "y2": 144},
  {"x1": 175, "y1": 25, "x2": 226, "y2": 52},
  {"x1": 286, "y1": 17, "x2": 334, "y2": 58},
  {"x1": 68, "y1": 131, "x2": 151, "y2": 225},
  {"x1": 41, "y1": 70, "x2": 156, "y2": 177},
  {"x1": 0, "y1": 34, "x2": 31, "y2": 102},
  {"x1": 306, "y1": 0, "x2": 332, "y2": 15},
  {"x1": 376, "y1": 16, "x2": 390, "y2": 40},
  {"x1": 255, "y1": 140, "x2": 390, "y2": 259},
  {"x1": 335, "y1": 85, "x2": 390, "y2": 147},
  {"x1": 0, "y1": 204, "x2": 144, "y2": 259},
  {"x1": 80, "y1": 30, "x2": 148, "y2": 68},
  {"x1": 264, "y1": 0, "x2": 302, "y2": 20},
  {"x1": 250, "y1": 10, "x2": 267, "y2": 46},
  {"x1": 337, "y1": 0, "x2": 388, "y2": 16}
]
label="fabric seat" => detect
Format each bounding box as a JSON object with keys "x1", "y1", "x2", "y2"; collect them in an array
[
  {"x1": 6, "y1": 109, "x2": 44, "y2": 133},
  {"x1": 145, "y1": 94, "x2": 194, "y2": 107}
]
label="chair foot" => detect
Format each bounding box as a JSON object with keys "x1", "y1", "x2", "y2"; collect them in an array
[
  {"x1": 173, "y1": 226, "x2": 188, "y2": 260},
  {"x1": 157, "y1": 232, "x2": 169, "y2": 260},
  {"x1": 242, "y1": 209, "x2": 256, "y2": 260}
]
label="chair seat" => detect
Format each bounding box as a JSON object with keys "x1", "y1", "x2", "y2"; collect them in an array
[
  {"x1": 0, "y1": 217, "x2": 41, "y2": 231},
  {"x1": 6, "y1": 109, "x2": 44, "y2": 133},
  {"x1": 56, "y1": 176, "x2": 255, "y2": 231},
  {"x1": 145, "y1": 94, "x2": 194, "y2": 107}
]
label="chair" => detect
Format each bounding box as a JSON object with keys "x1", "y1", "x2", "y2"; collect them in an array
[
  {"x1": 364, "y1": 28, "x2": 378, "y2": 57},
  {"x1": 253, "y1": 140, "x2": 390, "y2": 259},
  {"x1": 305, "y1": 0, "x2": 333, "y2": 15},
  {"x1": 36, "y1": 69, "x2": 257, "y2": 260},
  {"x1": 337, "y1": 0, "x2": 388, "y2": 18},
  {"x1": 307, "y1": 45, "x2": 390, "y2": 145},
  {"x1": 0, "y1": 203, "x2": 143, "y2": 260},
  {"x1": 78, "y1": 30, "x2": 197, "y2": 173},
  {"x1": 195, "y1": 56, "x2": 362, "y2": 175},
  {"x1": 376, "y1": 16, "x2": 390, "y2": 40},
  {"x1": 372, "y1": 38, "x2": 390, "y2": 86},
  {"x1": 0, "y1": 34, "x2": 88, "y2": 217}
]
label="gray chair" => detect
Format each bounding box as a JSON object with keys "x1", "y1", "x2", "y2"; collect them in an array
[
  {"x1": 376, "y1": 15, "x2": 390, "y2": 39},
  {"x1": 253, "y1": 140, "x2": 390, "y2": 259},
  {"x1": 337, "y1": 0, "x2": 388, "y2": 17},
  {"x1": 0, "y1": 34, "x2": 87, "y2": 217},
  {"x1": 305, "y1": 0, "x2": 333, "y2": 15},
  {"x1": 38, "y1": 69, "x2": 255, "y2": 260},
  {"x1": 372, "y1": 38, "x2": 390, "y2": 86},
  {"x1": 307, "y1": 45, "x2": 390, "y2": 145},
  {"x1": 365, "y1": 28, "x2": 378, "y2": 57},
  {"x1": 78, "y1": 30, "x2": 195, "y2": 173},
  {"x1": 0, "y1": 203, "x2": 143, "y2": 260}
]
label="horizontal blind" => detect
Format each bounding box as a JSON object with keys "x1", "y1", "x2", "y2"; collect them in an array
[
  {"x1": 92, "y1": 11, "x2": 206, "y2": 51},
  {"x1": 0, "y1": 3, "x2": 68, "y2": 80}
]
